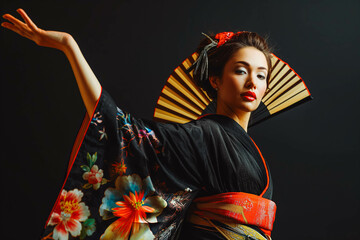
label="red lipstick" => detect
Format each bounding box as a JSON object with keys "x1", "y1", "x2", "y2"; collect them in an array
[{"x1": 241, "y1": 91, "x2": 256, "y2": 101}]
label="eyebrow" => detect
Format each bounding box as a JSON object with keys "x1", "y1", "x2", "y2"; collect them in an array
[{"x1": 235, "y1": 61, "x2": 268, "y2": 71}]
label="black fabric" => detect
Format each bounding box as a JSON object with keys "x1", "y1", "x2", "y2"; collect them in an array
[{"x1": 40, "y1": 89, "x2": 273, "y2": 240}]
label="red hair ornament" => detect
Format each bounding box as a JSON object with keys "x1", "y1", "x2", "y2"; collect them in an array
[
  {"x1": 214, "y1": 31, "x2": 243, "y2": 47},
  {"x1": 188, "y1": 31, "x2": 243, "y2": 82}
]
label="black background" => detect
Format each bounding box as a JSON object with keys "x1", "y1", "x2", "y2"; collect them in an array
[{"x1": 1, "y1": 0, "x2": 359, "y2": 239}]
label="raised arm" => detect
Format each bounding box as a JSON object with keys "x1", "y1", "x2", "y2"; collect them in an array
[
  {"x1": 61, "y1": 35, "x2": 102, "y2": 117},
  {"x1": 1, "y1": 8, "x2": 101, "y2": 117}
]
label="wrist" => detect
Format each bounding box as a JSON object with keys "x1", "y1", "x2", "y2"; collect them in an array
[{"x1": 61, "y1": 33, "x2": 76, "y2": 53}]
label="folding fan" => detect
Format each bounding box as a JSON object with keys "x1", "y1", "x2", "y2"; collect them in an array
[{"x1": 153, "y1": 52, "x2": 312, "y2": 127}]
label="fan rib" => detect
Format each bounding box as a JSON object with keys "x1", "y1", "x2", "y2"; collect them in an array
[
  {"x1": 157, "y1": 95, "x2": 201, "y2": 118},
  {"x1": 269, "y1": 61, "x2": 286, "y2": 87},
  {"x1": 172, "y1": 69, "x2": 210, "y2": 107},
  {"x1": 268, "y1": 89, "x2": 309, "y2": 113},
  {"x1": 271, "y1": 53, "x2": 311, "y2": 96},
  {"x1": 154, "y1": 108, "x2": 191, "y2": 124},
  {"x1": 161, "y1": 86, "x2": 205, "y2": 116},
  {"x1": 166, "y1": 78, "x2": 207, "y2": 110},
  {"x1": 270, "y1": 56, "x2": 280, "y2": 69},
  {"x1": 263, "y1": 72, "x2": 298, "y2": 104},
  {"x1": 263, "y1": 69, "x2": 293, "y2": 102},
  {"x1": 267, "y1": 81, "x2": 306, "y2": 110},
  {"x1": 254, "y1": 87, "x2": 308, "y2": 118},
  {"x1": 153, "y1": 52, "x2": 311, "y2": 126},
  {"x1": 265, "y1": 79, "x2": 305, "y2": 109},
  {"x1": 155, "y1": 104, "x2": 196, "y2": 121},
  {"x1": 178, "y1": 64, "x2": 211, "y2": 105}
]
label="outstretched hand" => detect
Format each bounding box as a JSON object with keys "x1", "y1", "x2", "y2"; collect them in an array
[{"x1": 2, "y1": 8, "x2": 71, "y2": 51}]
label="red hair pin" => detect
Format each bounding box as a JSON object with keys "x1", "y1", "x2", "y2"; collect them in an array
[{"x1": 214, "y1": 31, "x2": 243, "y2": 47}]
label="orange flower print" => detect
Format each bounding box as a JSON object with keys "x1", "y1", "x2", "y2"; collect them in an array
[
  {"x1": 112, "y1": 159, "x2": 127, "y2": 176},
  {"x1": 99, "y1": 174, "x2": 167, "y2": 240}
]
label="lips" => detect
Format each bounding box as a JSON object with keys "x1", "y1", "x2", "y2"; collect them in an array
[{"x1": 241, "y1": 91, "x2": 257, "y2": 101}]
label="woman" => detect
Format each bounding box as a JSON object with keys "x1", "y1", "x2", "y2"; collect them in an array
[{"x1": 2, "y1": 9, "x2": 276, "y2": 240}]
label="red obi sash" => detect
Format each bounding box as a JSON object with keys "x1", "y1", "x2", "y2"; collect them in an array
[{"x1": 191, "y1": 192, "x2": 277, "y2": 237}]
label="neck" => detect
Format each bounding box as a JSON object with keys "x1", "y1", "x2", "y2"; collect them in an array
[{"x1": 215, "y1": 101, "x2": 251, "y2": 132}]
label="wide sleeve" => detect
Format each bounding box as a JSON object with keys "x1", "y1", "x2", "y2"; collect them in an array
[{"x1": 40, "y1": 88, "x2": 206, "y2": 240}]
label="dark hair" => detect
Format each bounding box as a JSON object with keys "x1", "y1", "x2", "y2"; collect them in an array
[{"x1": 193, "y1": 32, "x2": 272, "y2": 99}]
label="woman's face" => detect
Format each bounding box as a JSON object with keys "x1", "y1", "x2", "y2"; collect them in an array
[{"x1": 211, "y1": 46, "x2": 268, "y2": 115}]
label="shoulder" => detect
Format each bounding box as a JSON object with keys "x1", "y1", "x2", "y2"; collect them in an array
[
  {"x1": 140, "y1": 117, "x2": 220, "y2": 142},
  {"x1": 175, "y1": 117, "x2": 221, "y2": 133}
]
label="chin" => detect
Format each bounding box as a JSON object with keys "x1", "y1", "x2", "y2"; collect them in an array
[{"x1": 237, "y1": 101, "x2": 261, "y2": 113}]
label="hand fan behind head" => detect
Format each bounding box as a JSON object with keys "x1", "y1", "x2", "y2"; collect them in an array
[{"x1": 153, "y1": 52, "x2": 312, "y2": 127}]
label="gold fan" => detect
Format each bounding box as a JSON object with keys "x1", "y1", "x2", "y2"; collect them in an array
[{"x1": 153, "y1": 52, "x2": 312, "y2": 127}]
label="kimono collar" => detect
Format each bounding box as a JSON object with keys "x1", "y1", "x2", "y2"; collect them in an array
[
  {"x1": 199, "y1": 113, "x2": 272, "y2": 199},
  {"x1": 198, "y1": 114, "x2": 251, "y2": 142},
  {"x1": 198, "y1": 114, "x2": 264, "y2": 165}
]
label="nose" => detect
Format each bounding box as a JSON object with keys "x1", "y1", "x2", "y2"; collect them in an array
[{"x1": 245, "y1": 72, "x2": 257, "y2": 89}]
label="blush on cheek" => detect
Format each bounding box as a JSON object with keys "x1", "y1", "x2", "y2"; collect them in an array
[{"x1": 258, "y1": 84, "x2": 267, "y2": 99}]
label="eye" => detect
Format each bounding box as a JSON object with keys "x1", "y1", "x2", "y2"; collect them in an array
[
  {"x1": 257, "y1": 73, "x2": 266, "y2": 80},
  {"x1": 235, "y1": 67, "x2": 247, "y2": 75}
]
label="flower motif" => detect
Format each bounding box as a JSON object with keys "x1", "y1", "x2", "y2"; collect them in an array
[
  {"x1": 112, "y1": 159, "x2": 127, "y2": 176},
  {"x1": 83, "y1": 165, "x2": 104, "y2": 190},
  {"x1": 47, "y1": 189, "x2": 90, "y2": 240},
  {"x1": 81, "y1": 152, "x2": 108, "y2": 190},
  {"x1": 100, "y1": 174, "x2": 167, "y2": 240},
  {"x1": 116, "y1": 107, "x2": 132, "y2": 130},
  {"x1": 91, "y1": 112, "x2": 103, "y2": 126},
  {"x1": 99, "y1": 127, "x2": 108, "y2": 141},
  {"x1": 145, "y1": 127, "x2": 160, "y2": 144},
  {"x1": 137, "y1": 129, "x2": 148, "y2": 145},
  {"x1": 143, "y1": 127, "x2": 161, "y2": 154}
]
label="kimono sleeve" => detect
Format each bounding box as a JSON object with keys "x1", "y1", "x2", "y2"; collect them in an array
[{"x1": 40, "y1": 88, "x2": 206, "y2": 240}]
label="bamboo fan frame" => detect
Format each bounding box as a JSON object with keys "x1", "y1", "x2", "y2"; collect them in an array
[{"x1": 153, "y1": 52, "x2": 312, "y2": 127}]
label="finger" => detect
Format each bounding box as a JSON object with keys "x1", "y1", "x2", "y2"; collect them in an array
[
  {"x1": 16, "y1": 8, "x2": 38, "y2": 31},
  {"x1": 2, "y1": 22, "x2": 32, "y2": 39},
  {"x1": 3, "y1": 14, "x2": 28, "y2": 29},
  {"x1": 2, "y1": 15, "x2": 32, "y2": 36},
  {"x1": 2, "y1": 22, "x2": 23, "y2": 35}
]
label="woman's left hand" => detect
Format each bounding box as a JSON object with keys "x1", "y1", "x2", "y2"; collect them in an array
[{"x1": 1, "y1": 8, "x2": 71, "y2": 51}]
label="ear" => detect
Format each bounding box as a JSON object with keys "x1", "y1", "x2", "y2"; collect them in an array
[{"x1": 209, "y1": 76, "x2": 220, "y2": 89}]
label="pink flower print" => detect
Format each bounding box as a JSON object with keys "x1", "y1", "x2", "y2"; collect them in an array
[
  {"x1": 82, "y1": 165, "x2": 104, "y2": 190},
  {"x1": 81, "y1": 152, "x2": 108, "y2": 190},
  {"x1": 91, "y1": 112, "x2": 103, "y2": 126}
]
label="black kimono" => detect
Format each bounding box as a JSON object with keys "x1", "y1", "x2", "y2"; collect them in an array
[{"x1": 40, "y1": 88, "x2": 273, "y2": 240}]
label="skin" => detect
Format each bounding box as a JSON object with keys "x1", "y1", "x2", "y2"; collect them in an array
[
  {"x1": 1, "y1": 8, "x2": 101, "y2": 118},
  {"x1": 209, "y1": 47, "x2": 268, "y2": 132},
  {"x1": 2, "y1": 9, "x2": 267, "y2": 129}
]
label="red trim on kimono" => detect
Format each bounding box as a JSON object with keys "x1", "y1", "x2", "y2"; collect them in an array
[
  {"x1": 249, "y1": 137, "x2": 270, "y2": 197},
  {"x1": 44, "y1": 87, "x2": 103, "y2": 227}
]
